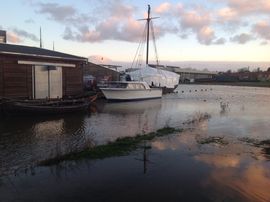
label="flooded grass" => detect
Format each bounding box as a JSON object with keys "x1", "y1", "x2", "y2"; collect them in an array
[
  {"x1": 183, "y1": 112, "x2": 211, "y2": 125},
  {"x1": 38, "y1": 127, "x2": 183, "y2": 166},
  {"x1": 239, "y1": 137, "x2": 270, "y2": 147},
  {"x1": 239, "y1": 137, "x2": 270, "y2": 159},
  {"x1": 197, "y1": 136, "x2": 229, "y2": 145}
]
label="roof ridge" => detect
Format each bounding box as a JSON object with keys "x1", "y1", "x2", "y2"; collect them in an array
[{"x1": 0, "y1": 43, "x2": 87, "y2": 61}]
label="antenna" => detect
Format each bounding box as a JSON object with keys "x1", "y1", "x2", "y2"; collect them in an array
[
  {"x1": 53, "y1": 41, "x2": 55, "y2": 51},
  {"x1": 39, "y1": 27, "x2": 43, "y2": 48}
]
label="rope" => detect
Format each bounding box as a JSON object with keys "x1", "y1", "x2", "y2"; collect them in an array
[
  {"x1": 150, "y1": 21, "x2": 159, "y2": 66},
  {"x1": 131, "y1": 23, "x2": 147, "y2": 69}
]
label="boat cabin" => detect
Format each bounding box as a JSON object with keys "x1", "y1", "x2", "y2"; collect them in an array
[
  {"x1": 107, "y1": 82, "x2": 150, "y2": 90},
  {"x1": 0, "y1": 43, "x2": 87, "y2": 99}
]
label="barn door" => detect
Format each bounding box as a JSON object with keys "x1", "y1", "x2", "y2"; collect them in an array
[{"x1": 33, "y1": 65, "x2": 62, "y2": 99}]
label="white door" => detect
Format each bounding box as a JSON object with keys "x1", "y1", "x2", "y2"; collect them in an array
[
  {"x1": 34, "y1": 66, "x2": 62, "y2": 99},
  {"x1": 34, "y1": 65, "x2": 49, "y2": 99},
  {"x1": 49, "y1": 67, "x2": 62, "y2": 99}
]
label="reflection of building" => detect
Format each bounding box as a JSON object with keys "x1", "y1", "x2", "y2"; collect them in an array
[
  {"x1": 0, "y1": 30, "x2": 7, "y2": 43},
  {"x1": 216, "y1": 71, "x2": 270, "y2": 82},
  {"x1": 0, "y1": 43, "x2": 87, "y2": 99}
]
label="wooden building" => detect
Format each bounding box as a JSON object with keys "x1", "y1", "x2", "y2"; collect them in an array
[{"x1": 0, "y1": 43, "x2": 87, "y2": 99}]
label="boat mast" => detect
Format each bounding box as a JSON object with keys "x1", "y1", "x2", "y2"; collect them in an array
[{"x1": 146, "y1": 5, "x2": 150, "y2": 65}]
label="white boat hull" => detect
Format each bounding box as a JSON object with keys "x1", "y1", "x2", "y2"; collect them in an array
[{"x1": 100, "y1": 88, "x2": 162, "y2": 101}]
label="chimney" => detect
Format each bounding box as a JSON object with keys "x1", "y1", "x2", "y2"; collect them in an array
[{"x1": 0, "y1": 30, "x2": 7, "y2": 43}]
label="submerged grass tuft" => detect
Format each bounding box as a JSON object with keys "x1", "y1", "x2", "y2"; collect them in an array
[
  {"x1": 239, "y1": 137, "x2": 270, "y2": 158},
  {"x1": 38, "y1": 127, "x2": 182, "y2": 166},
  {"x1": 183, "y1": 112, "x2": 211, "y2": 125},
  {"x1": 197, "y1": 136, "x2": 229, "y2": 145},
  {"x1": 239, "y1": 137, "x2": 270, "y2": 147}
]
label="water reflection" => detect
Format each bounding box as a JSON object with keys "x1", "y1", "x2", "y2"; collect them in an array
[
  {"x1": 100, "y1": 99, "x2": 162, "y2": 115},
  {"x1": 204, "y1": 164, "x2": 270, "y2": 202},
  {"x1": 0, "y1": 115, "x2": 87, "y2": 176},
  {"x1": 1, "y1": 85, "x2": 270, "y2": 201}
]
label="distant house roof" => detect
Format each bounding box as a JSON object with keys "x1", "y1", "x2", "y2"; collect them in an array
[{"x1": 0, "y1": 43, "x2": 87, "y2": 62}]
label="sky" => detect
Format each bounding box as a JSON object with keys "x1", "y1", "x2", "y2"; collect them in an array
[{"x1": 1, "y1": 0, "x2": 270, "y2": 71}]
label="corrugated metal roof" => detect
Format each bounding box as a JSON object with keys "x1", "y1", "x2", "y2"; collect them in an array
[{"x1": 0, "y1": 43, "x2": 87, "y2": 61}]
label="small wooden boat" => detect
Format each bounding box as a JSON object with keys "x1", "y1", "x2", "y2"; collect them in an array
[{"x1": 2, "y1": 95, "x2": 97, "y2": 115}]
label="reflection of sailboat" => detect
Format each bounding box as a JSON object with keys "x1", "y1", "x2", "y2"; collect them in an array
[
  {"x1": 101, "y1": 99, "x2": 162, "y2": 114},
  {"x1": 135, "y1": 143, "x2": 152, "y2": 174}
]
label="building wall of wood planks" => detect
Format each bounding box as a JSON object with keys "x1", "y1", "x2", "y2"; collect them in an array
[
  {"x1": 0, "y1": 62, "x2": 3, "y2": 97},
  {"x1": 0, "y1": 55, "x2": 32, "y2": 98},
  {"x1": 63, "y1": 66, "x2": 83, "y2": 97},
  {"x1": 0, "y1": 54, "x2": 84, "y2": 99}
]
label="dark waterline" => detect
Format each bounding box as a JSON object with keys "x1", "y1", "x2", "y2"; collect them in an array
[{"x1": 1, "y1": 85, "x2": 270, "y2": 201}]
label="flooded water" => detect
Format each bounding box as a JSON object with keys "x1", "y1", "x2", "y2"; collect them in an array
[{"x1": 1, "y1": 85, "x2": 270, "y2": 202}]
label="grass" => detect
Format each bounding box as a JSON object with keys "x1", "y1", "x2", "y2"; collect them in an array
[
  {"x1": 239, "y1": 137, "x2": 270, "y2": 147},
  {"x1": 183, "y1": 112, "x2": 211, "y2": 125},
  {"x1": 239, "y1": 138, "x2": 270, "y2": 158},
  {"x1": 197, "y1": 136, "x2": 228, "y2": 145},
  {"x1": 38, "y1": 127, "x2": 183, "y2": 166}
]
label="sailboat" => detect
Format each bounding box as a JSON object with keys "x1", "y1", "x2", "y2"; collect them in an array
[
  {"x1": 127, "y1": 5, "x2": 180, "y2": 94},
  {"x1": 100, "y1": 5, "x2": 163, "y2": 101}
]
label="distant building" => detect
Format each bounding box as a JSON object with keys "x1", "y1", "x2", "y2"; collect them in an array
[
  {"x1": 149, "y1": 64, "x2": 218, "y2": 83},
  {"x1": 84, "y1": 63, "x2": 120, "y2": 82},
  {"x1": 0, "y1": 43, "x2": 87, "y2": 99},
  {"x1": 216, "y1": 70, "x2": 270, "y2": 82},
  {"x1": 0, "y1": 30, "x2": 7, "y2": 43}
]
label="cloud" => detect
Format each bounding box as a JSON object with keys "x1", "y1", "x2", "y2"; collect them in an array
[
  {"x1": 174, "y1": 6, "x2": 218, "y2": 45},
  {"x1": 12, "y1": 28, "x2": 39, "y2": 42},
  {"x1": 38, "y1": 3, "x2": 76, "y2": 22},
  {"x1": 226, "y1": 0, "x2": 270, "y2": 14},
  {"x1": 33, "y1": 0, "x2": 270, "y2": 45},
  {"x1": 7, "y1": 32, "x2": 23, "y2": 43},
  {"x1": 157, "y1": 0, "x2": 270, "y2": 45},
  {"x1": 35, "y1": 1, "x2": 217, "y2": 44},
  {"x1": 180, "y1": 10, "x2": 211, "y2": 31},
  {"x1": 217, "y1": 0, "x2": 270, "y2": 26},
  {"x1": 253, "y1": 21, "x2": 270, "y2": 41},
  {"x1": 197, "y1": 26, "x2": 215, "y2": 45},
  {"x1": 38, "y1": 0, "x2": 149, "y2": 43},
  {"x1": 214, "y1": 37, "x2": 226, "y2": 45},
  {"x1": 230, "y1": 33, "x2": 254, "y2": 44},
  {"x1": 36, "y1": 2, "x2": 93, "y2": 26},
  {"x1": 155, "y1": 2, "x2": 172, "y2": 14},
  {"x1": 217, "y1": 7, "x2": 238, "y2": 21},
  {"x1": 0, "y1": 25, "x2": 37, "y2": 44},
  {"x1": 88, "y1": 55, "x2": 112, "y2": 64},
  {"x1": 90, "y1": 2, "x2": 148, "y2": 42},
  {"x1": 260, "y1": 41, "x2": 268, "y2": 45},
  {"x1": 24, "y1": 18, "x2": 35, "y2": 24}
]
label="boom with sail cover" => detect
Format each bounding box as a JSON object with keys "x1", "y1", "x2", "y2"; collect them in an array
[{"x1": 128, "y1": 66, "x2": 179, "y2": 89}]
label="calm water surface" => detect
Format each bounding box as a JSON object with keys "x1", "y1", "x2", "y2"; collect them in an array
[{"x1": 1, "y1": 85, "x2": 270, "y2": 202}]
